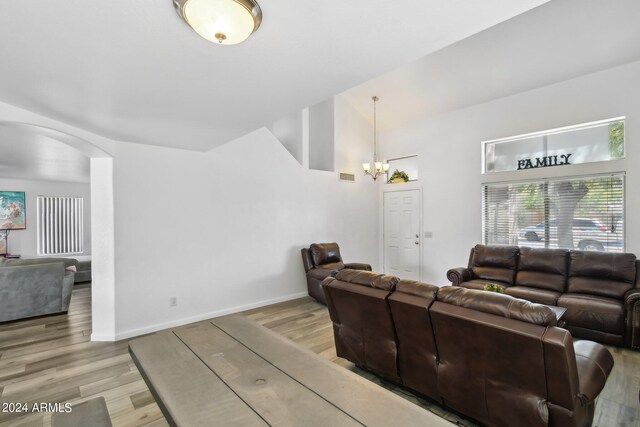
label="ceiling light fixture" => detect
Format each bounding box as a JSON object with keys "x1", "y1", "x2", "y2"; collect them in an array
[
  {"x1": 173, "y1": 0, "x2": 262, "y2": 45},
  {"x1": 363, "y1": 96, "x2": 390, "y2": 181}
]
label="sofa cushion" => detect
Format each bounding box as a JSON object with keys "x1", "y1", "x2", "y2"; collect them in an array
[
  {"x1": 310, "y1": 243, "x2": 342, "y2": 267},
  {"x1": 395, "y1": 279, "x2": 439, "y2": 299},
  {"x1": 437, "y1": 286, "x2": 557, "y2": 327},
  {"x1": 515, "y1": 247, "x2": 568, "y2": 292},
  {"x1": 558, "y1": 293, "x2": 624, "y2": 335},
  {"x1": 505, "y1": 286, "x2": 561, "y2": 306},
  {"x1": 333, "y1": 269, "x2": 398, "y2": 291},
  {"x1": 567, "y1": 251, "x2": 636, "y2": 299},
  {"x1": 470, "y1": 245, "x2": 519, "y2": 285},
  {"x1": 318, "y1": 262, "x2": 344, "y2": 270},
  {"x1": 307, "y1": 268, "x2": 337, "y2": 281},
  {"x1": 1, "y1": 257, "x2": 78, "y2": 269}
]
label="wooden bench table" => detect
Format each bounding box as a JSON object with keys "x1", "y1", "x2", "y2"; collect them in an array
[{"x1": 129, "y1": 315, "x2": 452, "y2": 427}]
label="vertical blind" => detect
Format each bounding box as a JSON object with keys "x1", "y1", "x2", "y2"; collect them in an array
[
  {"x1": 37, "y1": 196, "x2": 84, "y2": 255},
  {"x1": 482, "y1": 174, "x2": 624, "y2": 252}
]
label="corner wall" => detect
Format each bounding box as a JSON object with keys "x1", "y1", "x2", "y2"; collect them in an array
[{"x1": 379, "y1": 60, "x2": 640, "y2": 285}]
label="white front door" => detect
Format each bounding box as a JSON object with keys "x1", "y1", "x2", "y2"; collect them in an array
[{"x1": 383, "y1": 189, "x2": 421, "y2": 281}]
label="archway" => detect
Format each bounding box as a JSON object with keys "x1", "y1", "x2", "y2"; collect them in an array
[{"x1": 0, "y1": 121, "x2": 116, "y2": 340}]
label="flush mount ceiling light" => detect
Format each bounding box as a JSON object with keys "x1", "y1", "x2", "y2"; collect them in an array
[{"x1": 173, "y1": 0, "x2": 262, "y2": 45}]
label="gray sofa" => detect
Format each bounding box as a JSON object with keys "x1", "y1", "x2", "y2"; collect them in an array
[
  {"x1": 0, "y1": 258, "x2": 75, "y2": 322},
  {"x1": 75, "y1": 260, "x2": 92, "y2": 283}
]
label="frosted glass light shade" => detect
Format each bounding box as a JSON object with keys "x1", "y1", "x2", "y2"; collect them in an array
[
  {"x1": 382, "y1": 163, "x2": 390, "y2": 172},
  {"x1": 174, "y1": 0, "x2": 262, "y2": 45},
  {"x1": 374, "y1": 162, "x2": 383, "y2": 172},
  {"x1": 362, "y1": 163, "x2": 371, "y2": 173}
]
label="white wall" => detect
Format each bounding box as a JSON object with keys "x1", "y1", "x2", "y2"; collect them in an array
[
  {"x1": 0, "y1": 178, "x2": 91, "y2": 257},
  {"x1": 267, "y1": 110, "x2": 305, "y2": 165},
  {"x1": 110, "y1": 126, "x2": 378, "y2": 338},
  {"x1": 309, "y1": 98, "x2": 335, "y2": 172},
  {"x1": 379, "y1": 60, "x2": 640, "y2": 285}
]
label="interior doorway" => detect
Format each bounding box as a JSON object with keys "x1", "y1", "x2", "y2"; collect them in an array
[
  {"x1": 383, "y1": 189, "x2": 421, "y2": 281},
  {"x1": 0, "y1": 121, "x2": 115, "y2": 340}
]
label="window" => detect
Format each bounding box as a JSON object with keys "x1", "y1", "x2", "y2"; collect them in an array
[
  {"x1": 483, "y1": 118, "x2": 625, "y2": 173},
  {"x1": 387, "y1": 155, "x2": 418, "y2": 181},
  {"x1": 482, "y1": 174, "x2": 624, "y2": 252},
  {"x1": 37, "y1": 196, "x2": 84, "y2": 255}
]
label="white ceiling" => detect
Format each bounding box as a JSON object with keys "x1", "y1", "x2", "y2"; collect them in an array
[
  {"x1": 0, "y1": 124, "x2": 90, "y2": 183},
  {"x1": 0, "y1": 0, "x2": 549, "y2": 151},
  {"x1": 342, "y1": 0, "x2": 640, "y2": 131}
]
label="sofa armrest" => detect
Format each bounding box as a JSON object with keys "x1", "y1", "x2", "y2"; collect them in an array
[
  {"x1": 624, "y1": 288, "x2": 640, "y2": 307},
  {"x1": 61, "y1": 271, "x2": 75, "y2": 311},
  {"x1": 624, "y1": 288, "x2": 640, "y2": 348},
  {"x1": 344, "y1": 263, "x2": 372, "y2": 271},
  {"x1": 301, "y1": 248, "x2": 313, "y2": 273},
  {"x1": 573, "y1": 340, "x2": 614, "y2": 404},
  {"x1": 446, "y1": 267, "x2": 472, "y2": 286}
]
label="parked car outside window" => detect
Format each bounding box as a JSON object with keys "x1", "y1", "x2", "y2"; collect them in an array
[{"x1": 517, "y1": 218, "x2": 620, "y2": 251}]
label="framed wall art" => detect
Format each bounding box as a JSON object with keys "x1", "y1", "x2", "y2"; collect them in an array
[{"x1": 0, "y1": 191, "x2": 26, "y2": 231}]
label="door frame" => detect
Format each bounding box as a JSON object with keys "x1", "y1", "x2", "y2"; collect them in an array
[{"x1": 380, "y1": 184, "x2": 423, "y2": 281}]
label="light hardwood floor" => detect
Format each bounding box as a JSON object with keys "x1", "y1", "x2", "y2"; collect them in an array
[{"x1": 1, "y1": 285, "x2": 638, "y2": 426}]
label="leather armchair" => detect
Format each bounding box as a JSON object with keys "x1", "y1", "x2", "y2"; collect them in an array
[{"x1": 301, "y1": 242, "x2": 371, "y2": 305}]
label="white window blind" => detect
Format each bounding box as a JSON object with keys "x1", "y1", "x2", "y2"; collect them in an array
[
  {"x1": 482, "y1": 174, "x2": 624, "y2": 252},
  {"x1": 37, "y1": 196, "x2": 84, "y2": 255}
]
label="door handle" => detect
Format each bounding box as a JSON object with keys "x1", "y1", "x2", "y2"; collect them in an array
[{"x1": 415, "y1": 241, "x2": 419, "y2": 245}]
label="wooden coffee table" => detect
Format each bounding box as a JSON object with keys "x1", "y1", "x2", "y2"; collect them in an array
[{"x1": 130, "y1": 316, "x2": 452, "y2": 427}]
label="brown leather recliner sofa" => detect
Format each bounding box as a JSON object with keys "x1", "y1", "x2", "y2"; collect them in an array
[
  {"x1": 301, "y1": 243, "x2": 372, "y2": 304},
  {"x1": 323, "y1": 270, "x2": 614, "y2": 427},
  {"x1": 447, "y1": 244, "x2": 640, "y2": 349}
]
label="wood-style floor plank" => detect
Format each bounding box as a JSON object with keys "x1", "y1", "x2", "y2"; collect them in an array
[
  {"x1": 1, "y1": 286, "x2": 638, "y2": 426},
  {"x1": 0, "y1": 285, "x2": 165, "y2": 427}
]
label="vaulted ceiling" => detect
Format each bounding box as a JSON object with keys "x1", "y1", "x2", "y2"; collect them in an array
[
  {"x1": 342, "y1": 0, "x2": 640, "y2": 131},
  {"x1": 0, "y1": 0, "x2": 549, "y2": 151}
]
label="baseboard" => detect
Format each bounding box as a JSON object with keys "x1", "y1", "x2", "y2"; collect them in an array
[
  {"x1": 109, "y1": 291, "x2": 309, "y2": 342},
  {"x1": 91, "y1": 333, "x2": 116, "y2": 342}
]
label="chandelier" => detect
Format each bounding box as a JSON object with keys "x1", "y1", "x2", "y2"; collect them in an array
[{"x1": 362, "y1": 96, "x2": 389, "y2": 180}]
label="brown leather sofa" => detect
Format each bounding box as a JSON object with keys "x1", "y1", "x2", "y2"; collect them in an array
[
  {"x1": 447, "y1": 244, "x2": 640, "y2": 349},
  {"x1": 323, "y1": 271, "x2": 614, "y2": 427},
  {"x1": 301, "y1": 243, "x2": 372, "y2": 304}
]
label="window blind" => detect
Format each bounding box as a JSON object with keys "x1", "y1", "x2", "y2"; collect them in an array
[
  {"x1": 37, "y1": 196, "x2": 84, "y2": 255},
  {"x1": 482, "y1": 174, "x2": 624, "y2": 252}
]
